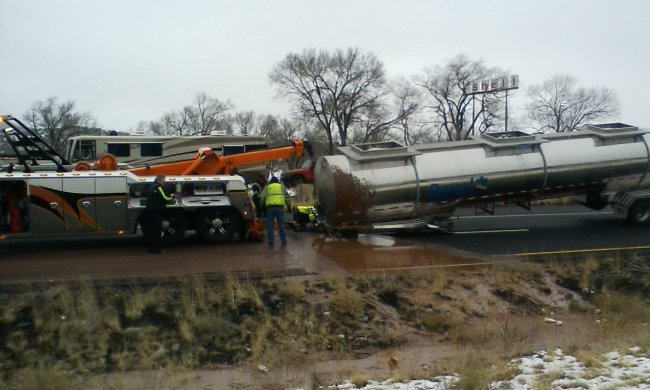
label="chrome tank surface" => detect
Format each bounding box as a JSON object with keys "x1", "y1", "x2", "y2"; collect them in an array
[{"x1": 314, "y1": 124, "x2": 650, "y2": 230}]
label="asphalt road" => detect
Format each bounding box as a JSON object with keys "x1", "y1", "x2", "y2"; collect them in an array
[
  {"x1": 419, "y1": 204, "x2": 650, "y2": 256},
  {"x1": 2, "y1": 204, "x2": 650, "y2": 285}
]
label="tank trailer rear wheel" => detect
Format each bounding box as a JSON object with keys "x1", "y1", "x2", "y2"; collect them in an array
[{"x1": 627, "y1": 200, "x2": 650, "y2": 224}]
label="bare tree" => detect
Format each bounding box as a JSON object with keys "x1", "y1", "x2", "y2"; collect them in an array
[
  {"x1": 391, "y1": 78, "x2": 431, "y2": 145},
  {"x1": 135, "y1": 120, "x2": 163, "y2": 135},
  {"x1": 350, "y1": 98, "x2": 399, "y2": 144},
  {"x1": 526, "y1": 75, "x2": 619, "y2": 133},
  {"x1": 350, "y1": 78, "x2": 436, "y2": 145},
  {"x1": 153, "y1": 92, "x2": 233, "y2": 135},
  {"x1": 258, "y1": 115, "x2": 280, "y2": 142},
  {"x1": 256, "y1": 115, "x2": 307, "y2": 169},
  {"x1": 23, "y1": 97, "x2": 96, "y2": 154},
  {"x1": 258, "y1": 115, "x2": 300, "y2": 144},
  {"x1": 303, "y1": 125, "x2": 330, "y2": 157},
  {"x1": 270, "y1": 47, "x2": 388, "y2": 153},
  {"x1": 160, "y1": 110, "x2": 191, "y2": 135},
  {"x1": 277, "y1": 118, "x2": 301, "y2": 143},
  {"x1": 185, "y1": 92, "x2": 233, "y2": 135},
  {"x1": 417, "y1": 54, "x2": 506, "y2": 141},
  {"x1": 234, "y1": 111, "x2": 257, "y2": 135}
]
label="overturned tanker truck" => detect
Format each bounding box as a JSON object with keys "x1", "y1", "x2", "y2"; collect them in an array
[{"x1": 314, "y1": 123, "x2": 650, "y2": 235}]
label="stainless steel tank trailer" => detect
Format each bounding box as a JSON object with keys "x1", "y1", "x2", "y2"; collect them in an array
[{"x1": 314, "y1": 123, "x2": 650, "y2": 235}]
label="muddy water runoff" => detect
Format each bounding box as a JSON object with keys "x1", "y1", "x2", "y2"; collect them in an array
[{"x1": 312, "y1": 234, "x2": 489, "y2": 272}]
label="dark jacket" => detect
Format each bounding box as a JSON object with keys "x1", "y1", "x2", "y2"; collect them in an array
[{"x1": 146, "y1": 182, "x2": 173, "y2": 211}]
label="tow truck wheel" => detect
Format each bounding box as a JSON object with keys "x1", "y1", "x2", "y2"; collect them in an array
[
  {"x1": 627, "y1": 200, "x2": 650, "y2": 224},
  {"x1": 161, "y1": 210, "x2": 187, "y2": 244},
  {"x1": 195, "y1": 208, "x2": 241, "y2": 243}
]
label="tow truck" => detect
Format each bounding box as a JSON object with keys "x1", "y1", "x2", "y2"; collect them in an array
[{"x1": 0, "y1": 115, "x2": 311, "y2": 244}]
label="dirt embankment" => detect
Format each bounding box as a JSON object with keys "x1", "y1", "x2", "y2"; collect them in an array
[{"x1": 1, "y1": 254, "x2": 649, "y2": 389}]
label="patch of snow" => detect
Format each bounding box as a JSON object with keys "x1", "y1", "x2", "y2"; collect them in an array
[
  {"x1": 311, "y1": 347, "x2": 649, "y2": 390},
  {"x1": 491, "y1": 347, "x2": 650, "y2": 389},
  {"x1": 318, "y1": 376, "x2": 460, "y2": 389}
]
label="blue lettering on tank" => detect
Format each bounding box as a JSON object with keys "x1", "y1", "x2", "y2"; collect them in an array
[{"x1": 428, "y1": 176, "x2": 489, "y2": 202}]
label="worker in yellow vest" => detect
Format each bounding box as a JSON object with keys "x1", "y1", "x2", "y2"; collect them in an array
[{"x1": 260, "y1": 176, "x2": 290, "y2": 246}]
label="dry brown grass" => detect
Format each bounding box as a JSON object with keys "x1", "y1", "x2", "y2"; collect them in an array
[
  {"x1": 490, "y1": 358, "x2": 521, "y2": 382},
  {"x1": 430, "y1": 267, "x2": 453, "y2": 295},
  {"x1": 330, "y1": 286, "x2": 364, "y2": 318},
  {"x1": 4, "y1": 365, "x2": 74, "y2": 390},
  {"x1": 489, "y1": 260, "x2": 545, "y2": 286},
  {"x1": 123, "y1": 285, "x2": 170, "y2": 322},
  {"x1": 450, "y1": 349, "x2": 492, "y2": 390},
  {"x1": 1, "y1": 252, "x2": 649, "y2": 388},
  {"x1": 531, "y1": 369, "x2": 563, "y2": 390},
  {"x1": 349, "y1": 373, "x2": 371, "y2": 388},
  {"x1": 277, "y1": 278, "x2": 306, "y2": 302}
]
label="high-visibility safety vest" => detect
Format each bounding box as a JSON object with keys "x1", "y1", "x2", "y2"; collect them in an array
[
  {"x1": 157, "y1": 186, "x2": 173, "y2": 201},
  {"x1": 147, "y1": 182, "x2": 173, "y2": 211},
  {"x1": 264, "y1": 182, "x2": 286, "y2": 207}
]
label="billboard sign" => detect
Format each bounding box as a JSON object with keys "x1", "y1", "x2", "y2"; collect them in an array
[{"x1": 466, "y1": 75, "x2": 519, "y2": 95}]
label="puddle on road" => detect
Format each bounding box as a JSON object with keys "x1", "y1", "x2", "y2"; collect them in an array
[{"x1": 312, "y1": 234, "x2": 487, "y2": 272}]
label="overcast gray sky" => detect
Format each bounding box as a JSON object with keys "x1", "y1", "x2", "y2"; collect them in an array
[{"x1": 3, "y1": 0, "x2": 649, "y2": 132}]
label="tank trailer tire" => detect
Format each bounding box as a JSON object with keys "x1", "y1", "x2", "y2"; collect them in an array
[{"x1": 627, "y1": 200, "x2": 650, "y2": 224}]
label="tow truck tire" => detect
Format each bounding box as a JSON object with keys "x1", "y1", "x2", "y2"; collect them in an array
[
  {"x1": 195, "y1": 208, "x2": 241, "y2": 243},
  {"x1": 627, "y1": 200, "x2": 650, "y2": 224},
  {"x1": 161, "y1": 210, "x2": 187, "y2": 244}
]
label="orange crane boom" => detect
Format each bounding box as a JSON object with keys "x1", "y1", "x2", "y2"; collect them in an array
[{"x1": 129, "y1": 140, "x2": 311, "y2": 176}]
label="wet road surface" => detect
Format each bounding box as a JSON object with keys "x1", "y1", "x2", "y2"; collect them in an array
[
  {"x1": 2, "y1": 205, "x2": 649, "y2": 285},
  {"x1": 424, "y1": 205, "x2": 650, "y2": 256},
  {"x1": 0, "y1": 230, "x2": 487, "y2": 285}
]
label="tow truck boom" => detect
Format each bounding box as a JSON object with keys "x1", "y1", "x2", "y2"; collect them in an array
[{"x1": 129, "y1": 140, "x2": 312, "y2": 176}]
